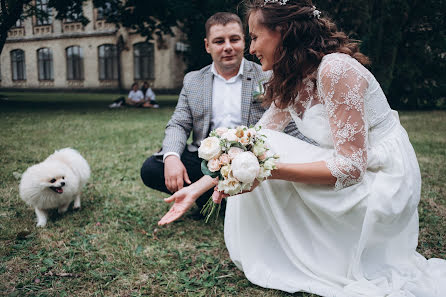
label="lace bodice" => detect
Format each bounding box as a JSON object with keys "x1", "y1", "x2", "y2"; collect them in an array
[{"x1": 257, "y1": 53, "x2": 392, "y2": 190}]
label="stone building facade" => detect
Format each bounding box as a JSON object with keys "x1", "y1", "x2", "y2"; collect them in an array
[{"x1": 0, "y1": 1, "x2": 188, "y2": 91}]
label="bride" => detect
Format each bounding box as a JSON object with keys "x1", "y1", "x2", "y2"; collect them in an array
[{"x1": 158, "y1": 0, "x2": 446, "y2": 296}]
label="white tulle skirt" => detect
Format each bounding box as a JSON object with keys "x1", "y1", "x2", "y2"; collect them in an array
[{"x1": 224, "y1": 123, "x2": 446, "y2": 296}]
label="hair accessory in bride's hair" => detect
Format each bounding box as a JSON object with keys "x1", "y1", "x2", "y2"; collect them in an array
[
  {"x1": 312, "y1": 6, "x2": 321, "y2": 19},
  {"x1": 263, "y1": 0, "x2": 289, "y2": 6}
]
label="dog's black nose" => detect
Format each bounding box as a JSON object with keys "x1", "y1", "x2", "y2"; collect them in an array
[{"x1": 61, "y1": 182, "x2": 65, "y2": 186}]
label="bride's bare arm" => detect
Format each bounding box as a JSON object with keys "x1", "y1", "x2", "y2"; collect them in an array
[
  {"x1": 158, "y1": 175, "x2": 218, "y2": 225},
  {"x1": 271, "y1": 161, "x2": 337, "y2": 185}
]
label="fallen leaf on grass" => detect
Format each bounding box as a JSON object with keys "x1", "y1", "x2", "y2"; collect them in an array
[{"x1": 44, "y1": 271, "x2": 79, "y2": 277}]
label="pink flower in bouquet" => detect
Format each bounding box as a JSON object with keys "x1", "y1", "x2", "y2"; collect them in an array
[
  {"x1": 228, "y1": 147, "x2": 244, "y2": 160},
  {"x1": 259, "y1": 152, "x2": 267, "y2": 161},
  {"x1": 215, "y1": 127, "x2": 228, "y2": 136},
  {"x1": 219, "y1": 153, "x2": 231, "y2": 165},
  {"x1": 208, "y1": 157, "x2": 222, "y2": 172}
]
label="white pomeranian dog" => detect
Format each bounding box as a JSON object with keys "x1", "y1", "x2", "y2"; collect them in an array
[{"x1": 19, "y1": 148, "x2": 90, "y2": 227}]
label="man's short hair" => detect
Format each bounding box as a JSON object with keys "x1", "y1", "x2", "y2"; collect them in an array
[{"x1": 205, "y1": 12, "x2": 243, "y2": 38}]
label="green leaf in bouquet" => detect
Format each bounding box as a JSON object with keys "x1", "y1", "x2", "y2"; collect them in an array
[
  {"x1": 201, "y1": 160, "x2": 220, "y2": 178},
  {"x1": 229, "y1": 142, "x2": 247, "y2": 151}
]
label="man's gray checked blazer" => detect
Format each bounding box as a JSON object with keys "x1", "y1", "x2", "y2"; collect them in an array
[{"x1": 157, "y1": 58, "x2": 315, "y2": 158}]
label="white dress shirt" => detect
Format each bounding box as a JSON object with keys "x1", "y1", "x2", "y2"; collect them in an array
[
  {"x1": 163, "y1": 60, "x2": 244, "y2": 162},
  {"x1": 209, "y1": 59, "x2": 244, "y2": 131},
  {"x1": 128, "y1": 90, "x2": 144, "y2": 102}
]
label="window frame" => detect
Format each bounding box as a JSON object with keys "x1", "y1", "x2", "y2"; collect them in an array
[
  {"x1": 37, "y1": 48, "x2": 54, "y2": 81},
  {"x1": 133, "y1": 42, "x2": 155, "y2": 80},
  {"x1": 98, "y1": 44, "x2": 118, "y2": 80},
  {"x1": 66, "y1": 46, "x2": 84, "y2": 80},
  {"x1": 10, "y1": 49, "x2": 26, "y2": 81},
  {"x1": 35, "y1": 0, "x2": 52, "y2": 26}
]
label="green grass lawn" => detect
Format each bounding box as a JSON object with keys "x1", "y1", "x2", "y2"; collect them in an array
[{"x1": 0, "y1": 92, "x2": 445, "y2": 297}]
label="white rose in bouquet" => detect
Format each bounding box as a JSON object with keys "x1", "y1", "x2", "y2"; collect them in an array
[
  {"x1": 252, "y1": 142, "x2": 267, "y2": 157},
  {"x1": 231, "y1": 152, "x2": 260, "y2": 184},
  {"x1": 217, "y1": 176, "x2": 243, "y2": 196},
  {"x1": 263, "y1": 157, "x2": 276, "y2": 170},
  {"x1": 220, "y1": 165, "x2": 232, "y2": 178},
  {"x1": 257, "y1": 167, "x2": 271, "y2": 180},
  {"x1": 198, "y1": 137, "x2": 222, "y2": 161},
  {"x1": 221, "y1": 129, "x2": 238, "y2": 142}
]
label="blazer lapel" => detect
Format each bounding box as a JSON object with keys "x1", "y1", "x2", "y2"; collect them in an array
[
  {"x1": 241, "y1": 60, "x2": 254, "y2": 126},
  {"x1": 202, "y1": 70, "x2": 214, "y2": 137}
]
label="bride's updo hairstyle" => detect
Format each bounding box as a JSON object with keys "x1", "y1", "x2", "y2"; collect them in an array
[{"x1": 246, "y1": 0, "x2": 370, "y2": 108}]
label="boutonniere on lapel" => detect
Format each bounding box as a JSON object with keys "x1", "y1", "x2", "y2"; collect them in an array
[{"x1": 252, "y1": 79, "x2": 266, "y2": 103}]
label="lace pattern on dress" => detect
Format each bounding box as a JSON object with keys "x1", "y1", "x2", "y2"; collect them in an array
[
  {"x1": 317, "y1": 55, "x2": 369, "y2": 190},
  {"x1": 256, "y1": 101, "x2": 292, "y2": 131}
]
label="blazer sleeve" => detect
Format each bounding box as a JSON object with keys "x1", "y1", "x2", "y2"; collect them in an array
[{"x1": 160, "y1": 73, "x2": 194, "y2": 157}]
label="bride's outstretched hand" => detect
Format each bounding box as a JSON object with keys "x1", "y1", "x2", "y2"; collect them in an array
[
  {"x1": 158, "y1": 176, "x2": 219, "y2": 226},
  {"x1": 158, "y1": 187, "x2": 197, "y2": 225}
]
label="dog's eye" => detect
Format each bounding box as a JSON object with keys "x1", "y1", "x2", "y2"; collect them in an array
[
  {"x1": 50, "y1": 179, "x2": 56, "y2": 183},
  {"x1": 62, "y1": 176, "x2": 65, "y2": 179}
]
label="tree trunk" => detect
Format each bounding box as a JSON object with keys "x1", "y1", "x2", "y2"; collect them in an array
[{"x1": 0, "y1": 0, "x2": 29, "y2": 56}]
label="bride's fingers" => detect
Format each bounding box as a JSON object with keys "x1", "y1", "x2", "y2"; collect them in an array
[
  {"x1": 164, "y1": 195, "x2": 176, "y2": 203},
  {"x1": 159, "y1": 208, "x2": 182, "y2": 225}
]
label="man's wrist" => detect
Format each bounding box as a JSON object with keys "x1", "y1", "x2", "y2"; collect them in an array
[{"x1": 163, "y1": 152, "x2": 181, "y2": 162}]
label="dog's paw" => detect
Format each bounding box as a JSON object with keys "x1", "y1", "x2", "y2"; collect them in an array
[
  {"x1": 73, "y1": 199, "x2": 81, "y2": 210},
  {"x1": 36, "y1": 221, "x2": 47, "y2": 227}
]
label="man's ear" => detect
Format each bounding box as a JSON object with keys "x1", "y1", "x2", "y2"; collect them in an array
[{"x1": 204, "y1": 38, "x2": 210, "y2": 54}]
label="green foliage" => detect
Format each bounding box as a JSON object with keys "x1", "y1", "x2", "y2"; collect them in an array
[
  {"x1": 318, "y1": 0, "x2": 446, "y2": 109},
  {"x1": 201, "y1": 160, "x2": 220, "y2": 178}
]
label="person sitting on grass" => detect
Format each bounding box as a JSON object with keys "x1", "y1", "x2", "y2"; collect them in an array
[
  {"x1": 141, "y1": 81, "x2": 160, "y2": 108},
  {"x1": 126, "y1": 82, "x2": 152, "y2": 108}
]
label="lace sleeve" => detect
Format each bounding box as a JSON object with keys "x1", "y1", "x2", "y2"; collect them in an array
[
  {"x1": 318, "y1": 58, "x2": 369, "y2": 190},
  {"x1": 256, "y1": 101, "x2": 292, "y2": 131}
]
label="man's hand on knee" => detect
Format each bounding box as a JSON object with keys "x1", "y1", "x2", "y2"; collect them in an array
[{"x1": 164, "y1": 155, "x2": 191, "y2": 193}]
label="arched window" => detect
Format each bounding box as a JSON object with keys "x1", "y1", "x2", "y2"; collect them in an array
[
  {"x1": 98, "y1": 44, "x2": 118, "y2": 80},
  {"x1": 10, "y1": 49, "x2": 26, "y2": 80},
  {"x1": 66, "y1": 46, "x2": 84, "y2": 80},
  {"x1": 36, "y1": 0, "x2": 52, "y2": 25},
  {"x1": 37, "y1": 48, "x2": 53, "y2": 80},
  {"x1": 133, "y1": 42, "x2": 154, "y2": 80}
]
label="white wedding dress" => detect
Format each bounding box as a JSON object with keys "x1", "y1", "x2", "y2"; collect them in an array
[{"x1": 224, "y1": 53, "x2": 446, "y2": 296}]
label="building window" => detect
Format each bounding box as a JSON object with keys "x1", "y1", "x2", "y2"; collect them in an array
[
  {"x1": 133, "y1": 42, "x2": 154, "y2": 80},
  {"x1": 66, "y1": 46, "x2": 84, "y2": 80},
  {"x1": 36, "y1": 0, "x2": 52, "y2": 25},
  {"x1": 98, "y1": 44, "x2": 118, "y2": 80},
  {"x1": 11, "y1": 49, "x2": 26, "y2": 80},
  {"x1": 37, "y1": 48, "x2": 54, "y2": 80}
]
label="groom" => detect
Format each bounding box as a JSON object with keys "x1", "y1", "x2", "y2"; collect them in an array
[{"x1": 140, "y1": 12, "x2": 313, "y2": 208}]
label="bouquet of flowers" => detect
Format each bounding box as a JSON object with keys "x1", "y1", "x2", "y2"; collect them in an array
[{"x1": 198, "y1": 126, "x2": 279, "y2": 221}]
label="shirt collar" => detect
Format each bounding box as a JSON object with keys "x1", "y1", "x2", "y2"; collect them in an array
[{"x1": 211, "y1": 58, "x2": 244, "y2": 83}]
